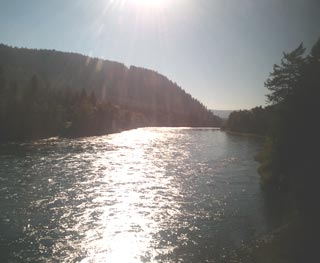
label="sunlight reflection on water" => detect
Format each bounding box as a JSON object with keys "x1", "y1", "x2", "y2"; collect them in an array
[
  {"x1": 0, "y1": 127, "x2": 273, "y2": 262},
  {"x1": 81, "y1": 128, "x2": 184, "y2": 262}
]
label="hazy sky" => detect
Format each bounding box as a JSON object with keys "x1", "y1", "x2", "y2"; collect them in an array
[{"x1": 0, "y1": 0, "x2": 319, "y2": 109}]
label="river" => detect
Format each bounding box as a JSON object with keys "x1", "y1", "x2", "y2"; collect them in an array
[{"x1": 0, "y1": 128, "x2": 281, "y2": 262}]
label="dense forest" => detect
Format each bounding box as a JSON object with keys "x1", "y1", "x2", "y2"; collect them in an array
[
  {"x1": 226, "y1": 38, "x2": 320, "y2": 219},
  {"x1": 0, "y1": 44, "x2": 221, "y2": 142}
]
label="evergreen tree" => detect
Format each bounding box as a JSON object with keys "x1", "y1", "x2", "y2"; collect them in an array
[{"x1": 265, "y1": 43, "x2": 306, "y2": 104}]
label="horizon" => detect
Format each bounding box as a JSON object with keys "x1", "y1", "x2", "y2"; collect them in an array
[{"x1": 1, "y1": 0, "x2": 319, "y2": 110}]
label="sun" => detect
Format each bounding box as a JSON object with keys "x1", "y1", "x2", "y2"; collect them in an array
[{"x1": 134, "y1": 0, "x2": 167, "y2": 8}]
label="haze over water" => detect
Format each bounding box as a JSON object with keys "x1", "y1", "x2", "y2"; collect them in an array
[{"x1": 0, "y1": 128, "x2": 280, "y2": 262}]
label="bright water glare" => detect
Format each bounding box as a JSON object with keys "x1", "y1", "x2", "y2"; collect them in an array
[{"x1": 0, "y1": 128, "x2": 280, "y2": 262}]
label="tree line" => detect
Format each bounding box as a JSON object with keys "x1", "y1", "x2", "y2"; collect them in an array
[
  {"x1": 224, "y1": 106, "x2": 274, "y2": 135},
  {"x1": 0, "y1": 72, "x2": 124, "y2": 141}
]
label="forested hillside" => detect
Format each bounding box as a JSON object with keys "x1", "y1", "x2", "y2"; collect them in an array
[{"x1": 0, "y1": 44, "x2": 221, "y2": 141}]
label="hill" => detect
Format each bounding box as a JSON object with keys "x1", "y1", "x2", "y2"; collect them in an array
[{"x1": 0, "y1": 44, "x2": 221, "y2": 141}]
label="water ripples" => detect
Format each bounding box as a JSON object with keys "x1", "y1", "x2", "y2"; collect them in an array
[{"x1": 0, "y1": 128, "x2": 272, "y2": 262}]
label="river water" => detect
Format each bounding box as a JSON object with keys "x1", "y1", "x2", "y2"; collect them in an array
[{"x1": 0, "y1": 128, "x2": 281, "y2": 262}]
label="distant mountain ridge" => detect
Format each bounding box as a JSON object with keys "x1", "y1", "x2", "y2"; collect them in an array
[
  {"x1": 0, "y1": 44, "x2": 221, "y2": 141},
  {"x1": 210, "y1": 110, "x2": 232, "y2": 119}
]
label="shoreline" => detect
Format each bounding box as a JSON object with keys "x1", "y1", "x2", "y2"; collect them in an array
[
  {"x1": 0, "y1": 126, "x2": 222, "y2": 144},
  {"x1": 223, "y1": 129, "x2": 266, "y2": 139}
]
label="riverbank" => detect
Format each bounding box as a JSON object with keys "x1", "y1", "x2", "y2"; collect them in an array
[
  {"x1": 223, "y1": 129, "x2": 308, "y2": 262},
  {"x1": 222, "y1": 129, "x2": 266, "y2": 139}
]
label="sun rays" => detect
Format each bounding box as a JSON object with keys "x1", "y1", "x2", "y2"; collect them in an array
[{"x1": 133, "y1": 0, "x2": 168, "y2": 8}]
